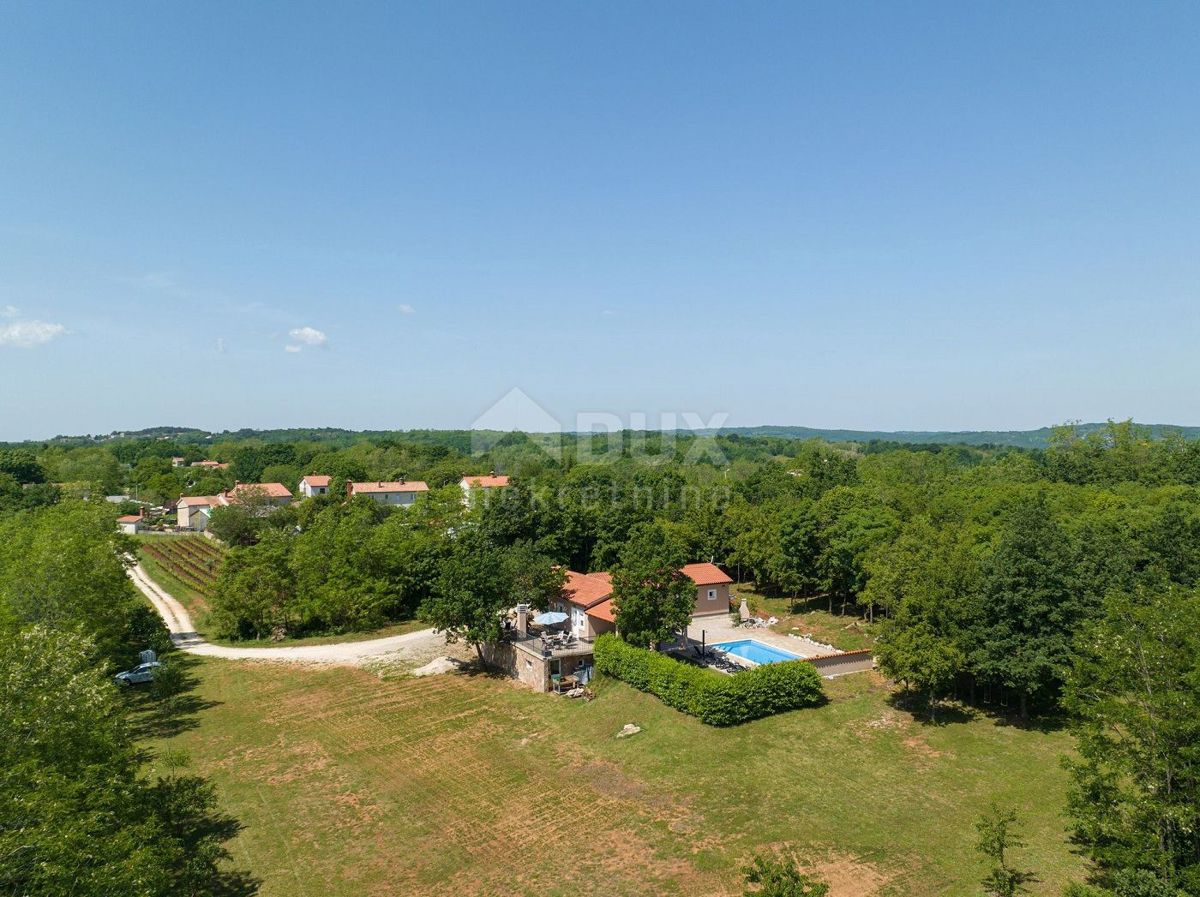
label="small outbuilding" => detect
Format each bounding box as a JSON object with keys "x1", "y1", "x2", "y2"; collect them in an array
[{"x1": 117, "y1": 513, "x2": 143, "y2": 535}]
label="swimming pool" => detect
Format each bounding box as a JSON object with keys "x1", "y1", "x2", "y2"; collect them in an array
[{"x1": 710, "y1": 639, "x2": 803, "y2": 666}]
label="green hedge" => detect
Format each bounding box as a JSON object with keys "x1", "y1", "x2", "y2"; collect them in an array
[{"x1": 592, "y1": 633, "x2": 824, "y2": 726}]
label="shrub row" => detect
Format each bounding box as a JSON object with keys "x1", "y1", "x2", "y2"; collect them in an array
[{"x1": 592, "y1": 633, "x2": 824, "y2": 726}]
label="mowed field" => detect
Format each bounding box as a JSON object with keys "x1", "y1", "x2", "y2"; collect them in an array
[{"x1": 144, "y1": 661, "x2": 1084, "y2": 897}]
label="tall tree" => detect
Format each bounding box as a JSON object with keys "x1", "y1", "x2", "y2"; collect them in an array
[
  {"x1": 422, "y1": 530, "x2": 560, "y2": 662},
  {"x1": 1063, "y1": 589, "x2": 1200, "y2": 893},
  {"x1": 975, "y1": 494, "x2": 1078, "y2": 720},
  {"x1": 610, "y1": 522, "x2": 695, "y2": 647}
]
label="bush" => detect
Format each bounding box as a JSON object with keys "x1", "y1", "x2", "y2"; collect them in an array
[{"x1": 593, "y1": 634, "x2": 824, "y2": 726}]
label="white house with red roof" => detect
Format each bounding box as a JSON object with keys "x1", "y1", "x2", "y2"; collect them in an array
[
  {"x1": 176, "y1": 495, "x2": 223, "y2": 531},
  {"x1": 550, "y1": 562, "x2": 733, "y2": 641},
  {"x1": 347, "y1": 479, "x2": 429, "y2": 507},
  {"x1": 226, "y1": 482, "x2": 293, "y2": 507},
  {"x1": 459, "y1": 473, "x2": 510, "y2": 505},
  {"x1": 298, "y1": 474, "x2": 331, "y2": 498},
  {"x1": 117, "y1": 512, "x2": 144, "y2": 535},
  {"x1": 176, "y1": 482, "x2": 293, "y2": 531},
  {"x1": 553, "y1": 570, "x2": 617, "y2": 641}
]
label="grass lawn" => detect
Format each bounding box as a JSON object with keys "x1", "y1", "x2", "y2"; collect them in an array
[
  {"x1": 735, "y1": 585, "x2": 878, "y2": 652},
  {"x1": 142, "y1": 658, "x2": 1084, "y2": 897}
]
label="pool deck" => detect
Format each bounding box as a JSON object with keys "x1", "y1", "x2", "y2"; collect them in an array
[{"x1": 685, "y1": 615, "x2": 837, "y2": 660}]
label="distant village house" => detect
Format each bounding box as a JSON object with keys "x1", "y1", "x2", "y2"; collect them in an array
[
  {"x1": 459, "y1": 473, "x2": 509, "y2": 505},
  {"x1": 298, "y1": 475, "x2": 331, "y2": 498},
  {"x1": 176, "y1": 482, "x2": 293, "y2": 531},
  {"x1": 347, "y1": 480, "x2": 429, "y2": 507}
]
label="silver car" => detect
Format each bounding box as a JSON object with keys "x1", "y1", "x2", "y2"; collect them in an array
[{"x1": 114, "y1": 661, "x2": 161, "y2": 686}]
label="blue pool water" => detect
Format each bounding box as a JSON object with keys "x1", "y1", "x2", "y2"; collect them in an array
[{"x1": 710, "y1": 639, "x2": 802, "y2": 666}]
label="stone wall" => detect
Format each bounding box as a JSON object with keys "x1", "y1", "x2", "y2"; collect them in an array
[{"x1": 481, "y1": 640, "x2": 551, "y2": 692}]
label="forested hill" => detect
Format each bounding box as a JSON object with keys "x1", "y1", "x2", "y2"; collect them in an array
[
  {"x1": 711, "y1": 422, "x2": 1200, "y2": 448},
  {"x1": 10, "y1": 420, "x2": 1200, "y2": 450}
]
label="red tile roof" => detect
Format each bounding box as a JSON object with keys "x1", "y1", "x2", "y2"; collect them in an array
[
  {"x1": 229, "y1": 482, "x2": 293, "y2": 499},
  {"x1": 349, "y1": 480, "x2": 430, "y2": 494},
  {"x1": 300, "y1": 475, "x2": 331, "y2": 488},
  {"x1": 461, "y1": 475, "x2": 510, "y2": 489},
  {"x1": 177, "y1": 495, "x2": 222, "y2": 507},
  {"x1": 681, "y1": 563, "x2": 733, "y2": 586},
  {"x1": 117, "y1": 515, "x2": 142, "y2": 523},
  {"x1": 191, "y1": 460, "x2": 229, "y2": 469},
  {"x1": 586, "y1": 598, "x2": 616, "y2": 623},
  {"x1": 561, "y1": 571, "x2": 613, "y2": 609}
]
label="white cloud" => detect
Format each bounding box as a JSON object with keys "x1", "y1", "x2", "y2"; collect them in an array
[
  {"x1": 216, "y1": 337, "x2": 226, "y2": 354},
  {"x1": 289, "y1": 326, "x2": 327, "y2": 346},
  {"x1": 0, "y1": 319, "x2": 66, "y2": 348},
  {"x1": 1, "y1": 305, "x2": 18, "y2": 319},
  {"x1": 398, "y1": 304, "x2": 415, "y2": 316},
  {"x1": 285, "y1": 326, "x2": 327, "y2": 352}
]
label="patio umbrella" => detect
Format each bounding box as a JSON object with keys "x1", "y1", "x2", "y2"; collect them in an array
[{"x1": 533, "y1": 611, "x2": 569, "y2": 626}]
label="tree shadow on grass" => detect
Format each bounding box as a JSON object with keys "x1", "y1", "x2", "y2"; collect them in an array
[
  {"x1": 885, "y1": 688, "x2": 979, "y2": 727},
  {"x1": 123, "y1": 652, "x2": 222, "y2": 740},
  {"x1": 991, "y1": 711, "x2": 1069, "y2": 734},
  {"x1": 209, "y1": 871, "x2": 262, "y2": 897},
  {"x1": 885, "y1": 686, "x2": 1069, "y2": 732}
]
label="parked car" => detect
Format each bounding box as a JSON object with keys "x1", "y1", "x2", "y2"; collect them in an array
[{"x1": 113, "y1": 661, "x2": 161, "y2": 686}]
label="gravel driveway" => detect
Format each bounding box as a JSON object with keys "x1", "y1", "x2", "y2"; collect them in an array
[{"x1": 128, "y1": 563, "x2": 448, "y2": 666}]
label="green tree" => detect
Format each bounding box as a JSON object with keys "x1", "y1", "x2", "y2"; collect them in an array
[
  {"x1": 975, "y1": 804, "x2": 1035, "y2": 897},
  {"x1": 208, "y1": 503, "x2": 263, "y2": 547},
  {"x1": 0, "y1": 625, "x2": 255, "y2": 897},
  {"x1": 1062, "y1": 589, "x2": 1200, "y2": 893},
  {"x1": 876, "y1": 621, "x2": 963, "y2": 721},
  {"x1": 0, "y1": 448, "x2": 46, "y2": 483},
  {"x1": 610, "y1": 522, "x2": 695, "y2": 647},
  {"x1": 422, "y1": 530, "x2": 560, "y2": 662},
  {"x1": 210, "y1": 530, "x2": 298, "y2": 639},
  {"x1": 975, "y1": 494, "x2": 1078, "y2": 720},
  {"x1": 0, "y1": 501, "x2": 151, "y2": 666},
  {"x1": 743, "y1": 853, "x2": 829, "y2": 897}
]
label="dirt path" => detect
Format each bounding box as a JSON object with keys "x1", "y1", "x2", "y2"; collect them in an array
[{"x1": 128, "y1": 562, "x2": 446, "y2": 665}]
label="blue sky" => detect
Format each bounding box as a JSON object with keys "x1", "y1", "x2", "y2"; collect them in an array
[{"x1": 1, "y1": 2, "x2": 1198, "y2": 440}]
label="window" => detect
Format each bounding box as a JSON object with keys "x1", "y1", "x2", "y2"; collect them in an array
[{"x1": 708, "y1": 589, "x2": 717, "y2": 600}]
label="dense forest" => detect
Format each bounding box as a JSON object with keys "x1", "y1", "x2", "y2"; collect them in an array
[{"x1": 2, "y1": 420, "x2": 1199, "y2": 895}]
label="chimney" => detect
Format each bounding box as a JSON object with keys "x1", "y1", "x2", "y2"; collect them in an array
[{"x1": 516, "y1": 603, "x2": 529, "y2": 636}]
